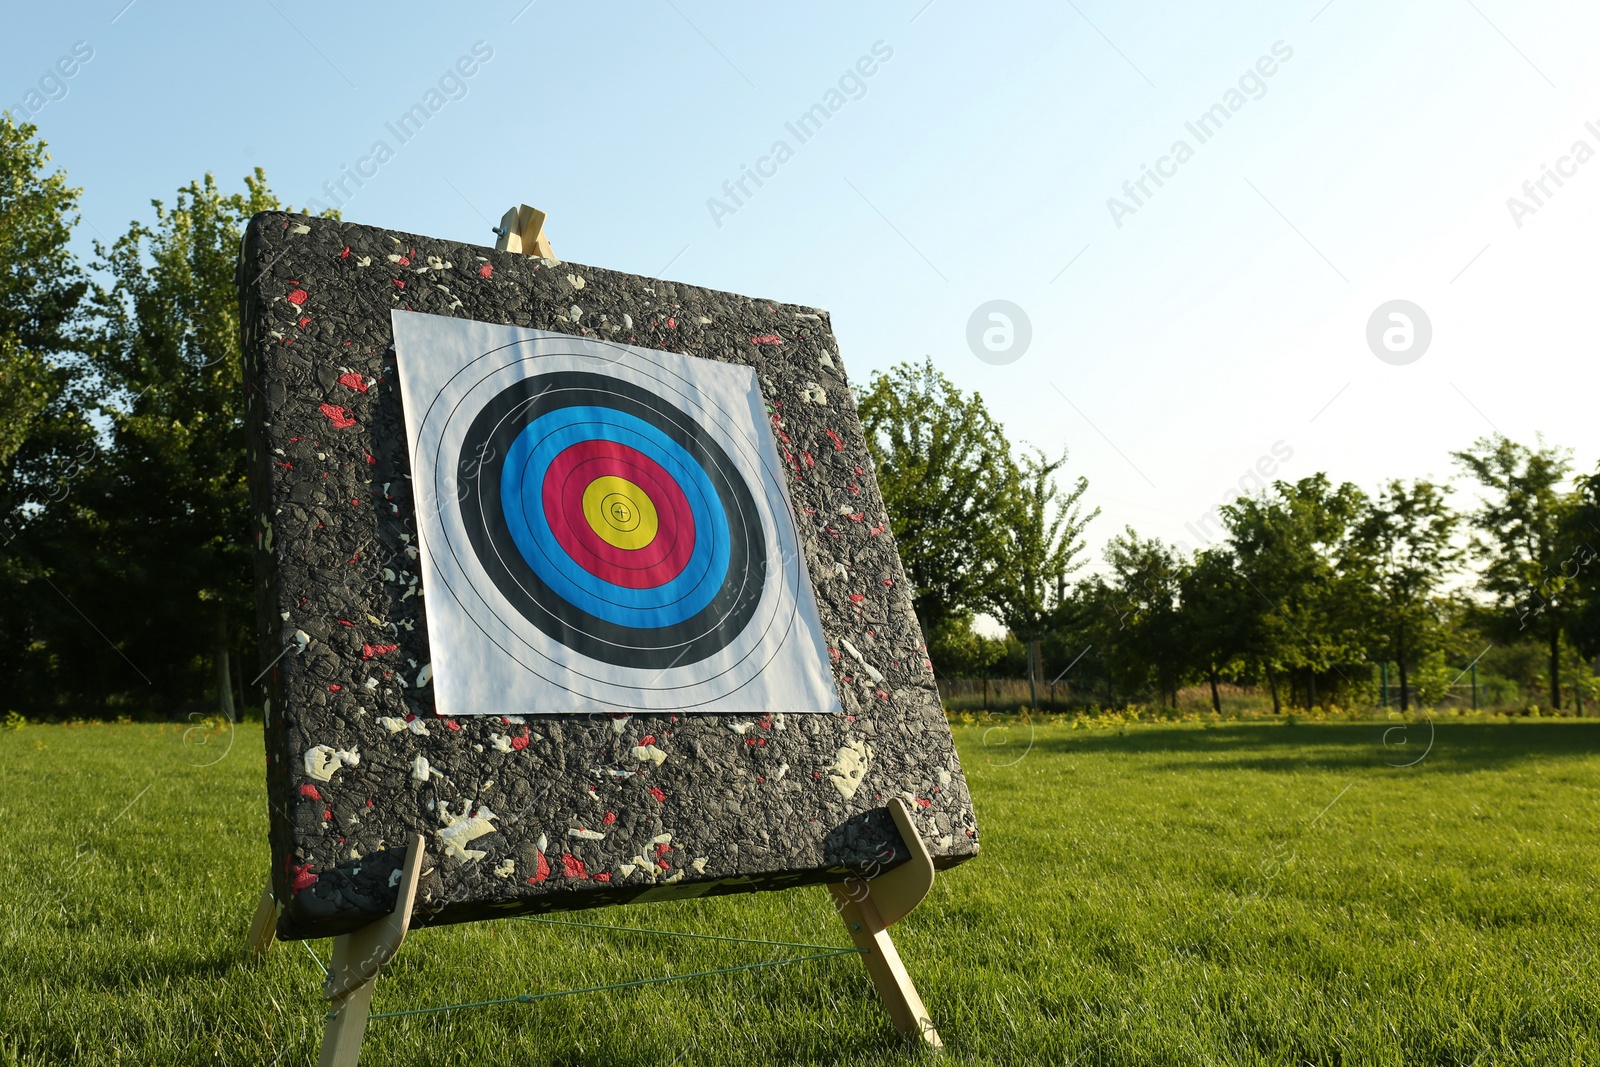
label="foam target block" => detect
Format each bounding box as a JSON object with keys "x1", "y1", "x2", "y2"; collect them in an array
[{"x1": 238, "y1": 213, "x2": 979, "y2": 940}]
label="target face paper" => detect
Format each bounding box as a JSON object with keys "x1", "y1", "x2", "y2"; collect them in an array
[{"x1": 392, "y1": 312, "x2": 840, "y2": 717}]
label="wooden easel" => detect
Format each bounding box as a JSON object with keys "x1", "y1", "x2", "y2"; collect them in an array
[
  {"x1": 246, "y1": 210, "x2": 944, "y2": 1060},
  {"x1": 246, "y1": 799, "x2": 942, "y2": 1063}
]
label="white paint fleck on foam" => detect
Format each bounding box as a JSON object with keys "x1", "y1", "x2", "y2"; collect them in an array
[
  {"x1": 801, "y1": 381, "x2": 828, "y2": 404},
  {"x1": 293, "y1": 630, "x2": 312, "y2": 654},
  {"x1": 611, "y1": 714, "x2": 632, "y2": 734},
  {"x1": 491, "y1": 733, "x2": 514, "y2": 753},
  {"x1": 691, "y1": 857, "x2": 708, "y2": 874},
  {"x1": 840, "y1": 638, "x2": 885, "y2": 683},
  {"x1": 938, "y1": 769, "x2": 952, "y2": 786},
  {"x1": 632, "y1": 743, "x2": 667, "y2": 766},
  {"x1": 829, "y1": 740, "x2": 872, "y2": 799},
  {"x1": 727, "y1": 721, "x2": 752, "y2": 735},
  {"x1": 569, "y1": 827, "x2": 606, "y2": 841},
  {"x1": 437, "y1": 801, "x2": 499, "y2": 862},
  {"x1": 650, "y1": 832, "x2": 672, "y2": 845},
  {"x1": 493, "y1": 858, "x2": 515, "y2": 879},
  {"x1": 305, "y1": 745, "x2": 341, "y2": 781},
  {"x1": 416, "y1": 663, "x2": 432, "y2": 688},
  {"x1": 772, "y1": 763, "x2": 789, "y2": 783},
  {"x1": 411, "y1": 755, "x2": 431, "y2": 782},
  {"x1": 535, "y1": 833, "x2": 548, "y2": 853},
  {"x1": 379, "y1": 717, "x2": 408, "y2": 733}
]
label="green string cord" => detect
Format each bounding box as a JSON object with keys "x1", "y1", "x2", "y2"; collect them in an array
[
  {"x1": 299, "y1": 939, "x2": 329, "y2": 979},
  {"x1": 355, "y1": 948, "x2": 863, "y2": 1022},
  {"x1": 511, "y1": 915, "x2": 861, "y2": 954}
]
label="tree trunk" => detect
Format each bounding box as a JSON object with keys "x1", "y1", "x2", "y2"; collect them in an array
[
  {"x1": 1549, "y1": 627, "x2": 1561, "y2": 711},
  {"x1": 214, "y1": 605, "x2": 237, "y2": 721},
  {"x1": 1208, "y1": 665, "x2": 1221, "y2": 714},
  {"x1": 1308, "y1": 669, "x2": 1318, "y2": 711},
  {"x1": 1397, "y1": 629, "x2": 1409, "y2": 713},
  {"x1": 1266, "y1": 664, "x2": 1281, "y2": 714},
  {"x1": 1027, "y1": 639, "x2": 1040, "y2": 711}
]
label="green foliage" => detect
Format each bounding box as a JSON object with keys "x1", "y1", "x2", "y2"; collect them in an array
[
  {"x1": 0, "y1": 115, "x2": 86, "y2": 472},
  {"x1": 855, "y1": 360, "x2": 1017, "y2": 632},
  {"x1": 986, "y1": 446, "x2": 1097, "y2": 640},
  {"x1": 1222, "y1": 475, "x2": 1370, "y2": 709},
  {"x1": 1346, "y1": 478, "x2": 1462, "y2": 711},
  {"x1": 1453, "y1": 434, "x2": 1575, "y2": 708}
]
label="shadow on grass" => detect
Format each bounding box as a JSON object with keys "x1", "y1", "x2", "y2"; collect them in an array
[{"x1": 1021, "y1": 721, "x2": 1600, "y2": 775}]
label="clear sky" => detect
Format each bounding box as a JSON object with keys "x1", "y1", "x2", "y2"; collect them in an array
[{"x1": 7, "y1": 0, "x2": 1600, "y2": 571}]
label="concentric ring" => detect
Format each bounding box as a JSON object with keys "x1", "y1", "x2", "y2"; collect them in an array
[{"x1": 455, "y1": 371, "x2": 767, "y2": 668}]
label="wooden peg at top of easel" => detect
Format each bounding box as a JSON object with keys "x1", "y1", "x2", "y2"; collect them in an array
[{"x1": 494, "y1": 204, "x2": 556, "y2": 259}]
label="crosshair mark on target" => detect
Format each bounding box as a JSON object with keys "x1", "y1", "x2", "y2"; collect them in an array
[{"x1": 393, "y1": 314, "x2": 842, "y2": 716}]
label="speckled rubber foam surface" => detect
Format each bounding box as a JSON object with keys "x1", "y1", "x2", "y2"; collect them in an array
[{"x1": 238, "y1": 212, "x2": 978, "y2": 940}]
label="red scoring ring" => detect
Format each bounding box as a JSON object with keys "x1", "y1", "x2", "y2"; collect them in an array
[{"x1": 539, "y1": 440, "x2": 698, "y2": 589}]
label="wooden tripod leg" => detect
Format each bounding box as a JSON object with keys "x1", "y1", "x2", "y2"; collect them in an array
[
  {"x1": 316, "y1": 833, "x2": 426, "y2": 1067},
  {"x1": 828, "y1": 799, "x2": 944, "y2": 1050},
  {"x1": 246, "y1": 886, "x2": 279, "y2": 957}
]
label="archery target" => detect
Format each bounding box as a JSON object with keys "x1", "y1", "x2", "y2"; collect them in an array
[{"x1": 391, "y1": 312, "x2": 841, "y2": 716}]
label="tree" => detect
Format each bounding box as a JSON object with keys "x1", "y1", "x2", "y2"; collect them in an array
[
  {"x1": 1347, "y1": 479, "x2": 1461, "y2": 711},
  {"x1": 1102, "y1": 529, "x2": 1186, "y2": 708},
  {"x1": 0, "y1": 115, "x2": 87, "y2": 471},
  {"x1": 62, "y1": 171, "x2": 283, "y2": 715},
  {"x1": 0, "y1": 116, "x2": 100, "y2": 714},
  {"x1": 987, "y1": 447, "x2": 1097, "y2": 705},
  {"x1": 856, "y1": 359, "x2": 1017, "y2": 633},
  {"x1": 1223, "y1": 475, "x2": 1369, "y2": 711},
  {"x1": 1452, "y1": 435, "x2": 1574, "y2": 710},
  {"x1": 1178, "y1": 547, "x2": 1249, "y2": 713}
]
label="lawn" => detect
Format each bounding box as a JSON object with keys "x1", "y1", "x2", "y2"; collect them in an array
[{"x1": 1, "y1": 716, "x2": 1597, "y2": 1065}]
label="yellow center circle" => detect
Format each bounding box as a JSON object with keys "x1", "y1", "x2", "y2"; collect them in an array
[{"x1": 582, "y1": 476, "x2": 659, "y2": 550}]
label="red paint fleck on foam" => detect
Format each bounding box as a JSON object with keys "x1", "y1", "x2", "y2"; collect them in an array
[
  {"x1": 881, "y1": 579, "x2": 894, "y2": 587},
  {"x1": 594, "y1": 872, "x2": 612, "y2": 883},
  {"x1": 328, "y1": 684, "x2": 342, "y2": 692},
  {"x1": 647, "y1": 786, "x2": 666, "y2": 803},
  {"x1": 825, "y1": 429, "x2": 845, "y2": 450},
  {"x1": 365, "y1": 453, "x2": 376, "y2": 465},
  {"x1": 288, "y1": 860, "x2": 318, "y2": 894},
  {"x1": 300, "y1": 784, "x2": 322, "y2": 800},
  {"x1": 340, "y1": 246, "x2": 350, "y2": 259},
  {"x1": 528, "y1": 851, "x2": 550, "y2": 884},
  {"x1": 603, "y1": 811, "x2": 617, "y2": 825},
  {"x1": 639, "y1": 734, "x2": 656, "y2": 746},
  {"x1": 479, "y1": 263, "x2": 493, "y2": 278},
  {"x1": 297, "y1": 316, "x2": 311, "y2": 329},
  {"x1": 751, "y1": 334, "x2": 782, "y2": 345},
  {"x1": 510, "y1": 732, "x2": 529, "y2": 751},
  {"x1": 319, "y1": 403, "x2": 356, "y2": 429},
  {"x1": 915, "y1": 796, "x2": 932, "y2": 809},
  {"x1": 444, "y1": 719, "x2": 460, "y2": 731},
  {"x1": 362, "y1": 643, "x2": 398, "y2": 659},
  {"x1": 392, "y1": 278, "x2": 405, "y2": 289},
  {"x1": 286, "y1": 289, "x2": 308, "y2": 306},
  {"x1": 338, "y1": 372, "x2": 368, "y2": 393},
  {"x1": 869, "y1": 523, "x2": 885, "y2": 537},
  {"x1": 561, "y1": 853, "x2": 588, "y2": 879},
  {"x1": 849, "y1": 594, "x2": 865, "y2": 603},
  {"x1": 323, "y1": 808, "x2": 333, "y2": 821},
  {"x1": 666, "y1": 317, "x2": 676, "y2": 329}
]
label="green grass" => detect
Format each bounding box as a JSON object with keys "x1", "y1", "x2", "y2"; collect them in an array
[{"x1": 2, "y1": 717, "x2": 1597, "y2": 1065}]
